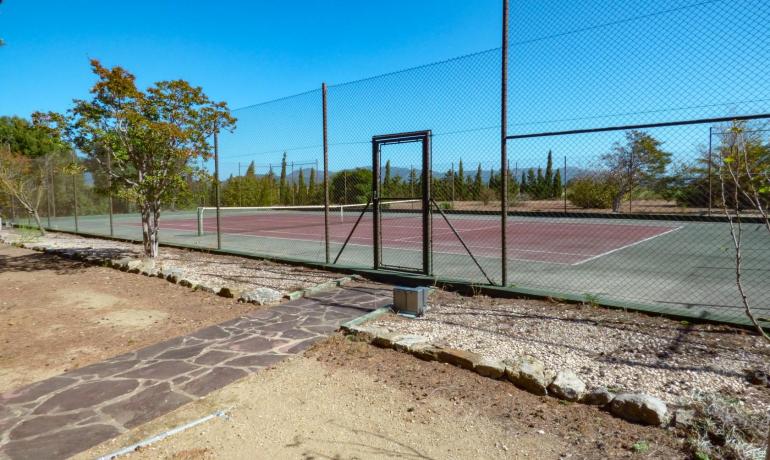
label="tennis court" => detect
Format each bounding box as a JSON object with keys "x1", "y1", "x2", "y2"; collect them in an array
[
  {"x1": 41, "y1": 207, "x2": 769, "y2": 326},
  {"x1": 182, "y1": 208, "x2": 680, "y2": 265}
]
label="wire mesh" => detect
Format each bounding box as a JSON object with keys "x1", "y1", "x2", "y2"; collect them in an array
[{"x1": 17, "y1": 0, "x2": 768, "y2": 328}]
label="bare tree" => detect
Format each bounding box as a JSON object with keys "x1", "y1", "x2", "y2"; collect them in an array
[
  {"x1": 0, "y1": 144, "x2": 52, "y2": 235},
  {"x1": 718, "y1": 122, "x2": 770, "y2": 343}
]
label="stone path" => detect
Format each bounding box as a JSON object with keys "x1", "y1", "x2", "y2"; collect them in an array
[{"x1": 0, "y1": 284, "x2": 391, "y2": 460}]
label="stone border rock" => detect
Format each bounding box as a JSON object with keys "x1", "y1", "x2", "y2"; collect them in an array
[
  {"x1": 341, "y1": 316, "x2": 671, "y2": 428},
  {"x1": 1, "y1": 237, "x2": 357, "y2": 307}
]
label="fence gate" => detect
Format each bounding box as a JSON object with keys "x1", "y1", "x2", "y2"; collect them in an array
[{"x1": 372, "y1": 131, "x2": 432, "y2": 275}]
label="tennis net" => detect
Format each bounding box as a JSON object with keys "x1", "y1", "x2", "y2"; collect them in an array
[{"x1": 196, "y1": 200, "x2": 421, "y2": 236}]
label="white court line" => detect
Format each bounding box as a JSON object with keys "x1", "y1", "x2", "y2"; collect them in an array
[{"x1": 570, "y1": 226, "x2": 683, "y2": 266}]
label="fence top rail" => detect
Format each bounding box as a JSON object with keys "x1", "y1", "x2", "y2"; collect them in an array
[{"x1": 506, "y1": 113, "x2": 770, "y2": 140}]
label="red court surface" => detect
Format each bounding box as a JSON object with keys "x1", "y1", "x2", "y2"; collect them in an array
[{"x1": 159, "y1": 213, "x2": 681, "y2": 265}]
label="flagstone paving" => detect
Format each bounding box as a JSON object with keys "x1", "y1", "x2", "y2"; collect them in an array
[{"x1": 0, "y1": 284, "x2": 391, "y2": 460}]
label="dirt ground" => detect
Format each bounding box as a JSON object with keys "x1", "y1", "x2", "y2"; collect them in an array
[
  {"x1": 0, "y1": 245, "x2": 258, "y2": 393},
  {"x1": 79, "y1": 336, "x2": 688, "y2": 460}
]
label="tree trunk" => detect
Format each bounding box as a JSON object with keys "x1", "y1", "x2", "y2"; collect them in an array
[
  {"x1": 30, "y1": 210, "x2": 46, "y2": 236},
  {"x1": 140, "y1": 202, "x2": 160, "y2": 258},
  {"x1": 612, "y1": 193, "x2": 623, "y2": 213}
]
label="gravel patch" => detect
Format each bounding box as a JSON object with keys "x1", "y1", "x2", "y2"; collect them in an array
[
  {"x1": 371, "y1": 290, "x2": 770, "y2": 414},
  {"x1": 1, "y1": 230, "x2": 339, "y2": 295}
]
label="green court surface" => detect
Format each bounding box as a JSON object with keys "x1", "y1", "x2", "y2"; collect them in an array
[{"x1": 32, "y1": 209, "x2": 770, "y2": 327}]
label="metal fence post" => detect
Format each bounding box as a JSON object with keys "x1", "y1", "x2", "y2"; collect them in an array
[
  {"x1": 564, "y1": 155, "x2": 567, "y2": 213},
  {"x1": 707, "y1": 126, "x2": 713, "y2": 216},
  {"x1": 107, "y1": 151, "x2": 114, "y2": 237},
  {"x1": 500, "y1": 0, "x2": 509, "y2": 287},
  {"x1": 214, "y1": 131, "x2": 222, "y2": 250},
  {"x1": 71, "y1": 150, "x2": 79, "y2": 232},
  {"x1": 46, "y1": 161, "x2": 52, "y2": 228},
  {"x1": 50, "y1": 165, "x2": 56, "y2": 220},
  {"x1": 322, "y1": 82, "x2": 330, "y2": 264}
]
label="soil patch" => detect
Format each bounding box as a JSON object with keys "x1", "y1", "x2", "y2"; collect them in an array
[
  {"x1": 0, "y1": 245, "x2": 258, "y2": 392},
  {"x1": 79, "y1": 336, "x2": 688, "y2": 459}
]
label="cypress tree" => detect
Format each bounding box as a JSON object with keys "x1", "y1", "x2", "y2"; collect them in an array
[
  {"x1": 297, "y1": 168, "x2": 306, "y2": 204},
  {"x1": 474, "y1": 163, "x2": 483, "y2": 200},
  {"x1": 544, "y1": 150, "x2": 554, "y2": 196},
  {"x1": 279, "y1": 153, "x2": 288, "y2": 205},
  {"x1": 526, "y1": 168, "x2": 536, "y2": 195},
  {"x1": 246, "y1": 161, "x2": 256, "y2": 178},
  {"x1": 520, "y1": 171, "x2": 526, "y2": 193},
  {"x1": 553, "y1": 169, "x2": 562, "y2": 199},
  {"x1": 308, "y1": 167, "x2": 316, "y2": 203},
  {"x1": 384, "y1": 160, "x2": 392, "y2": 196},
  {"x1": 457, "y1": 160, "x2": 465, "y2": 200},
  {"x1": 408, "y1": 167, "x2": 417, "y2": 198}
]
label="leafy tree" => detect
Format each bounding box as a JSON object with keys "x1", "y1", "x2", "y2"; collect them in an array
[
  {"x1": 602, "y1": 130, "x2": 671, "y2": 212},
  {"x1": 49, "y1": 59, "x2": 235, "y2": 257},
  {"x1": 0, "y1": 145, "x2": 54, "y2": 234},
  {"x1": 567, "y1": 175, "x2": 617, "y2": 209},
  {"x1": 0, "y1": 116, "x2": 68, "y2": 234},
  {"x1": 330, "y1": 168, "x2": 372, "y2": 204}
]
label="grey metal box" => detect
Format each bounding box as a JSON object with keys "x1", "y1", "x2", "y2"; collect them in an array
[{"x1": 393, "y1": 286, "x2": 429, "y2": 316}]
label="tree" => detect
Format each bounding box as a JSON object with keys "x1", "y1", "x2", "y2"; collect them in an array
[
  {"x1": 279, "y1": 153, "x2": 288, "y2": 205},
  {"x1": 473, "y1": 163, "x2": 483, "y2": 200},
  {"x1": 553, "y1": 168, "x2": 562, "y2": 198},
  {"x1": 51, "y1": 59, "x2": 235, "y2": 257},
  {"x1": 383, "y1": 160, "x2": 392, "y2": 196},
  {"x1": 408, "y1": 166, "x2": 418, "y2": 198},
  {"x1": 545, "y1": 150, "x2": 554, "y2": 193},
  {"x1": 0, "y1": 145, "x2": 54, "y2": 234},
  {"x1": 297, "y1": 168, "x2": 306, "y2": 204},
  {"x1": 602, "y1": 130, "x2": 671, "y2": 212},
  {"x1": 457, "y1": 160, "x2": 465, "y2": 200},
  {"x1": 0, "y1": 116, "x2": 67, "y2": 234},
  {"x1": 330, "y1": 168, "x2": 372, "y2": 204},
  {"x1": 308, "y1": 167, "x2": 317, "y2": 204},
  {"x1": 718, "y1": 122, "x2": 770, "y2": 342},
  {"x1": 245, "y1": 161, "x2": 256, "y2": 178}
]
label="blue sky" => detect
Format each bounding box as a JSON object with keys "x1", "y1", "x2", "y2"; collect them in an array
[
  {"x1": 2, "y1": 0, "x2": 768, "y2": 177},
  {"x1": 0, "y1": 1, "x2": 500, "y2": 116}
]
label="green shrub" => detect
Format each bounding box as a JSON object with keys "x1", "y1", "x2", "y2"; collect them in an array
[{"x1": 567, "y1": 175, "x2": 617, "y2": 209}]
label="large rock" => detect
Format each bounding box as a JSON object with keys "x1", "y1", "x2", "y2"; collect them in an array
[
  {"x1": 610, "y1": 393, "x2": 668, "y2": 426},
  {"x1": 475, "y1": 357, "x2": 506, "y2": 379},
  {"x1": 581, "y1": 386, "x2": 614, "y2": 406},
  {"x1": 239, "y1": 288, "x2": 282, "y2": 305},
  {"x1": 548, "y1": 370, "x2": 586, "y2": 402},
  {"x1": 217, "y1": 286, "x2": 238, "y2": 298},
  {"x1": 125, "y1": 259, "x2": 143, "y2": 273},
  {"x1": 505, "y1": 356, "x2": 549, "y2": 396},
  {"x1": 437, "y1": 348, "x2": 482, "y2": 371},
  {"x1": 161, "y1": 267, "x2": 184, "y2": 283},
  {"x1": 392, "y1": 335, "x2": 429, "y2": 352}
]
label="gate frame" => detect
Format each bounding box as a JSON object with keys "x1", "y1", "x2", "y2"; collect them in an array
[{"x1": 372, "y1": 130, "x2": 432, "y2": 276}]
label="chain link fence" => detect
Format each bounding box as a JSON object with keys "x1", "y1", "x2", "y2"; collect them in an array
[{"x1": 4, "y1": 0, "x2": 768, "y2": 328}]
